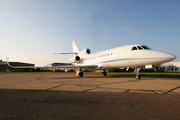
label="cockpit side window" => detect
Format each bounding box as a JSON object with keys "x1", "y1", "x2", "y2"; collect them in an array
[
  {"x1": 132, "y1": 46, "x2": 138, "y2": 50},
  {"x1": 142, "y1": 45, "x2": 151, "y2": 50},
  {"x1": 137, "y1": 46, "x2": 143, "y2": 50}
]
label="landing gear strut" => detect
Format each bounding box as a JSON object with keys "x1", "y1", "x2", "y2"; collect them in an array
[
  {"x1": 101, "y1": 70, "x2": 107, "y2": 76},
  {"x1": 76, "y1": 68, "x2": 84, "y2": 77},
  {"x1": 134, "y1": 68, "x2": 141, "y2": 79}
]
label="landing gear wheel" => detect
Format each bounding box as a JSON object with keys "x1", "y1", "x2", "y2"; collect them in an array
[
  {"x1": 135, "y1": 75, "x2": 141, "y2": 79},
  {"x1": 78, "y1": 72, "x2": 83, "y2": 77},
  {"x1": 101, "y1": 72, "x2": 107, "y2": 76}
]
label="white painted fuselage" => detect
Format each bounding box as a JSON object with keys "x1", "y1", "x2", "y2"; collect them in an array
[{"x1": 73, "y1": 44, "x2": 176, "y2": 70}]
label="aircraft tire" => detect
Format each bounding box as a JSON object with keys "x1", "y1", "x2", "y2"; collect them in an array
[
  {"x1": 101, "y1": 72, "x2": 107, "y2": 76},
  {"x1": 135, "y1": 75, "x2": 141, "y2": 79},
  {"x1": 78, "y1": 72, "x2": 83, "y2": 77}
]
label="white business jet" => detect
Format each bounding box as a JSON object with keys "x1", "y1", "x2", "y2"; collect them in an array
[{"x1": 6, "y1": 40, "x2": 176, "y2": 79}]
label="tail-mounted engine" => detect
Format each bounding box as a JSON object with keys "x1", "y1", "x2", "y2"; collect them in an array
[
  {"x1": 69, "y1": 56, "x2": 81, "y2": 63},
  {"x1": 69, "y1": 49, "x2": 91, "y2": 63},
  {"x1": 79, "y1": 49, "x2": 91, "y2": 56}
]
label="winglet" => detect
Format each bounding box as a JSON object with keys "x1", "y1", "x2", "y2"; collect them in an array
[
  {"x1": 5, "y1": 55, "x2": 19, "y2": 68},
  {"x1": 5, "y1": 56, "x2": 35, "y2": 69},
  {"x1": 5, "y1": 55, "x2": 14, "y2": 68}
]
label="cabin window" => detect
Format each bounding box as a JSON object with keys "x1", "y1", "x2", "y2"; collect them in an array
[{"x1": 132, "y1": 47, "x2": 138, "y2": 50}]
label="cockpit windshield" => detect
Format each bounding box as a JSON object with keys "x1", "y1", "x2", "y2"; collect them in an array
[
  {"x1": 141, "y1": 45, "x2": 151, "y2": 50},
  {"x1": 132, "y1": 45, "x2": 151, "y2": 50},
  {"x1": 137, "y1": 46, "x2": 143, "y2": 50},
  {"x1": 132, "y1": 47, "x2": 138, "y2": 50}
]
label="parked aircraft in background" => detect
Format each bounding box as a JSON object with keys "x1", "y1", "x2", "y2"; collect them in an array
[{"x1": 6, "y1": 40, "x2": 176, "y2": 79}]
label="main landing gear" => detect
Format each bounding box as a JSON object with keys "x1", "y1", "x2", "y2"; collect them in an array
[
  {"x1": 101, "y1": 70, "x2": 107, "y2": 76},
  {"x1": 78, "y1": 72, "x2": 83, "y2": 77},
  {"x1": 77, "y1": 69, "x2": 108, "y2": 77},
  {"x1": 134, "y1": 68, "x2": 141, "y2": 79},
  {"x1": 77, "y1": 71, "x2": 84, "y2": 77},
  {"x1": 76, "y1": 68, "x2": 84, "y2": 77},
  {"x1": 76, "y1": 68, "x2": 141, "y2": 79}
]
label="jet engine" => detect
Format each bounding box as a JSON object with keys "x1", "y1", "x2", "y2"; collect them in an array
[
  {"x1": 79, "y1": 49, "x2": 91, "y2": 56},
  {"x1": 69, "y1": 49, "x2": 90, "y2": 63},
  {"x1": 69, "y1": 56, "x2": 81, "y2": 63}
]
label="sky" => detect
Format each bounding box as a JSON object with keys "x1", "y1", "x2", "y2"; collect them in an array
[{"x1": 0, "y1": 0, "x2": 180, "y2": 66}]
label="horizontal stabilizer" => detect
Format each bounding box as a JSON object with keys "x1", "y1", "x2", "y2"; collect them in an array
[{"x1": 54, "y1": 52, "x2": 78, "y2": 55}]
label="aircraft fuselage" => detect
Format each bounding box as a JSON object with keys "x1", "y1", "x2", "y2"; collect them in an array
[{"x1": 74, "y1": 44, "x2": 176, "y2": 70}]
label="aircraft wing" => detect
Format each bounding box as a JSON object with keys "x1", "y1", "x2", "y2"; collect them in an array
[
  {"x1": 54, "y1": 52, "x2": 78, "y2": 55},
  {"x1": 6, "y1": 57, "x2": 98, "y2": 69}
]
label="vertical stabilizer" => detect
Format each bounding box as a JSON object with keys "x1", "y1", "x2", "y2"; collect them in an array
[{"x1": 72, "y1": 40, "x2": 80, "y2": 53}]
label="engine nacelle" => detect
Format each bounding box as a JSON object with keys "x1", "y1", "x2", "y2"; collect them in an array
[
  {"x1": 145, "y1": 65, "x2": 153, "y2": 69},
  {"x1": 79, "y1": 49, "x2": 91, "y2": 56},
  {"x1": 69, "y1": 56, "x2": 81, "y2": 63}
]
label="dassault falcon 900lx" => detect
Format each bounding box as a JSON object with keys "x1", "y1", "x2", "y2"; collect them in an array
[{"x1": 6, "y1": 40, "x2": 176, "y2": 79}]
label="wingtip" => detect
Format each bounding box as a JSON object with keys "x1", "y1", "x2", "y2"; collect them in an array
[
  {"x1": 5, "y1": 55, "x2": 13, "y2": 67},
  {"x1": 5, "y1": 55, "x2": 9, "y2": 61}
]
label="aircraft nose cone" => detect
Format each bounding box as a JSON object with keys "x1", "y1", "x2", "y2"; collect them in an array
[
  {"x1": 151, "y1": 50, "x2": 176, "y2": 63},
  {"x1": 160, "y1": 52, "x2": 176, "y2": 62},
  {"x1": 167, "y1": 53, "x2": 176, "y2": 61}
]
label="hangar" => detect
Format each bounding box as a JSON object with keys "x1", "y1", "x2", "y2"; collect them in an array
[
  {"x1": 164, "y1": 62, "x2": 180, "y2": 72},
  {"x1": 0, "y1": 60, "x2": 7, "y2": 72},
  {"x1": 46, "y1": 63, "x2": 73, "y2": 72},
  {"x1": 0, "y1": 60, "x2": 34, "y2": 72}
]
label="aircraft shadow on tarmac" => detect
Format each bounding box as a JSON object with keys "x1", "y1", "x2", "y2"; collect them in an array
[{"x1": 164, "y1": 86, "x2": 180, "y2": 94}]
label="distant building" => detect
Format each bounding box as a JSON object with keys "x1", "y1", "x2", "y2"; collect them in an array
[
  {"x1": 0, "y1": 60, "x2": 7, "y2": 65},
  {"x1": 46, "y1": 63, "x2": 74, "y2": 72},
  {"x1": 0, "y1": 60, "x2": 7, "y2": 72},
  {"x1": 0, "y1": 61, "x2": 34, "y2": 72},
  {"x1": 163, "y1": 62, "x2": 180, "y2": 72},
  {"x1": 47, "y1": 63, "x2": 72, "y2": 66}
]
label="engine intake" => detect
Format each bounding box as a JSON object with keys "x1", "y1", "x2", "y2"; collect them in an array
[
  {"x1": 86, "y1": 49, "x2": 91, "y2": 54},
  {"x1": 75, "y1": 56, "x2": 80, "y2": 61},
  {"x1": 69, "y1": 56, "x2": 81, "y2": 63},
  {"x1": 79, "y1": 49, "x2": 91, "y2": 56}
]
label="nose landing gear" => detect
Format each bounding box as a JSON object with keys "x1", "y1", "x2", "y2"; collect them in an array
[
  {"x1": 135, "y1": 74, "x2": 141, "y2": 79},
  {"x1": 134, "y1": 68, "x2": 141, "y2": 79}
]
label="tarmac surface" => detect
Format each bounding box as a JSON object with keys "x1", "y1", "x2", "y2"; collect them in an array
[{"x1": 0, "y1": 73, "x2": 180, "y2": 119}]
